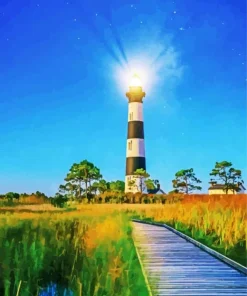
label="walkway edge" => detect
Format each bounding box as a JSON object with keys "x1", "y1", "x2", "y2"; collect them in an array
[
  {"x1": 132, "y1": 219, "x2": 247, "y2": 275},
  {"x1": 131, "y1": 222, "x2": 153, "y2": 296}
]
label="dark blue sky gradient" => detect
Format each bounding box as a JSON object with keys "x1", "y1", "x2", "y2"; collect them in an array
[{"x1": 0, "y1": 0, "x2": 246, "y2": 194}]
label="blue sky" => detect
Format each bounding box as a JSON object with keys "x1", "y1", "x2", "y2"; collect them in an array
[{"x1": 0, "y1": 0, "x2": 246, "y2": 195}]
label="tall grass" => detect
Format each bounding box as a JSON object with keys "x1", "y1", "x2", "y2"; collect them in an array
[
  {"x1": 75, "y1": 195, "x2": 247, "y2": 266},
  {"x1": 0, "y1": 211, "x2": 149, "y2": 296},
  {"x1": 0, "y1": 194, "x2": 246, "y2": 295},
  {"x1": 127, "y1": 194, "x2": 247, "y2": 266}
]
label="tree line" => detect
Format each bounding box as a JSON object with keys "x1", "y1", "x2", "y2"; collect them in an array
[
  {"x1": 1, "y1": 160, "x2": 244, "y2": 206},
  {"x1": 55, "y1": 159, "x2": 244, "y2": 199},
  {"x1": 126, "y1": 161, "x2": 244, "y2": 195}
]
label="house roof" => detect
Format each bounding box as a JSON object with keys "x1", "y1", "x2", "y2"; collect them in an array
[
  {"x1": 208, "y1": 184, "x2": 246, "y2": 190},
  {"x1": 147, "y1": 188, "x2": 166, "y2": 194}
]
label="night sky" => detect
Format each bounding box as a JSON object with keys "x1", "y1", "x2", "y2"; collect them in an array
[{"x1": 0, "y1": 0, "x2": 246, "y2": 195}]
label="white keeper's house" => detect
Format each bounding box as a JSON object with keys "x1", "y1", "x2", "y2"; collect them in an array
[{"x1": 208, "y1": 183, "x2": 245, "y2": 195}]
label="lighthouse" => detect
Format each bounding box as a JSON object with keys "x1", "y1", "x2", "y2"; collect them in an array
[{"x1": 125, "y1": 74, "x2": 146, "y2": 193}]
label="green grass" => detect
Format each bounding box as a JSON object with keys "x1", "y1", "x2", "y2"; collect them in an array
[
  {"x1": 169, "y1": 221, "x2": 247, "y2": 267},
  {"x1": 0, "y1": 211, "x2": 149, "y2": 296}
]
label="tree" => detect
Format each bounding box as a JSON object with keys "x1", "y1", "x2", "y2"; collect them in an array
[
  {"x1": 59, "y1": 183, "x2": 78, "y2": 200},
  {"x1": 51, "y1": 193, "x2": 68, "y2": 208},
  {"x1": 65, "y1": 160, "x2": 101, "y2": 200},
  {"x1": 109, "y1": 180, "x2": 125, "y2": 192},
  {"x1": 88, "y1": 166, "x2": 102, "y2": 188},
  {"x1": 97, "y1": 179, "x2": 109, "y2": 193},
  {"x1": 130, "y1": 169, "x2": 150, "y2": 193},
  {"x1": 90, "y1": 182, "x2": 99, "y2": 195},
  {"x1": 89, "y1": 179, "x2": 109, "y2": 194},
  {"x1": 5, "y1": 192, "x2": 20, "y2": 200},
  {"x1": 209, "y1": 161, "x2": 244, "y2": 194},
  {"x1": 145, "y1": 179, "x2": 156, "y2": 190},
  {"x1": 172, "y1": 168, "x2": 202, "y2": 194}
]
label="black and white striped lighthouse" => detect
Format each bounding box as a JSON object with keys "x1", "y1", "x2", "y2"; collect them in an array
[{"x1": 125, "y1": 74, "x2": 146, "y2": 192}]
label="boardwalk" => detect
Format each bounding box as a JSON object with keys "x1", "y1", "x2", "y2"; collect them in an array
[{"x1": 132, "y1": 220, "x2": 247, "y2": 296}]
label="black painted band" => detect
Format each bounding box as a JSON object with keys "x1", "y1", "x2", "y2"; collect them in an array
[
  {"x1": 126, "y1": 157, "x2": 146, "y2": 175},
  {"x1": 127, "y1": 121, "x2": 144, "y2": 139}
]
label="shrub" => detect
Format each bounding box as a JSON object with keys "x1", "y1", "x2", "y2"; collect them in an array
[{"x1": 51, "y1": 195, "x2": 69, "y2": 208}]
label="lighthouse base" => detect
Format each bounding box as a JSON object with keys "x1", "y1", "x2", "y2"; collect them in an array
[{"x1": 125, "y1": 175, "x2": 147, "y2": 193}]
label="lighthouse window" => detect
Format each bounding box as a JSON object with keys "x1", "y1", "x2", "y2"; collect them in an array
[
  {"x1": 129, "y1": 112, "x2": 133, "y2": 121},
  {"x1": 128, "y1": 140, "x2": 132, "y2": 150}
]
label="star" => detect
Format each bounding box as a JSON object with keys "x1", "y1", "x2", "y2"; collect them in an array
[
  {"x1": 242, "y1": 62, "x2": 245, "y2": 65},
  {"x1": 239, "y1": 53, "x2": 241, "y2": 56},
  {"x1": 95, "y1": 13, "x2": 98, "y2": 16},
  {"x1": 74, "y1": 18, "x2": 77, "y2": 22},
  {"x1": 179, "y1": 27, "x2": 185, "y2": 31},
  {"x1": 173, "y1": 11, "x2": 177, "y2": 14},
  {"x1": 182, "y1": 133, "x2": 184, "y2": 136},
  {"x1": 164, "y1": 106, "x2": 166, "y2": 108},
  {"x1": 189, "y1": 97, "x2": 192, "y2": 100},
  {"x1": 140, "y1": 21, "x2": 143, "y2": 24},
  {"x1": 37, "y1": 4, "x2": 40, "y2": 7},
  {"x1": 77, "y1": 37, "x2": 80, "y2": 40},
  {"x1": 221, "y1": 22, "x2": 225, "y2": 25},
  {"x1": 131, "y1": 4, "x2": 133, "y2": 7}
]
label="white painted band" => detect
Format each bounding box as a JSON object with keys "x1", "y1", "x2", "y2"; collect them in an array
[
  {"x1": 128, "y1": 102, "x2": 143, "y2": 122},
  {"x1": 126, "y1": 138, "x2": 145, "y2": 157}
]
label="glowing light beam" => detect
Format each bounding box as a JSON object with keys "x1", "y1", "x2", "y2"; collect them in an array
[
  {"x1": 130, "y1": 74, "x2": 142, "y2": 87},
  {"x1": 76, "y1": 0, "x2": 124, "y2": 68},
  {"x1": 104, "y1": 5, "x2": 129, "y2": 69}
]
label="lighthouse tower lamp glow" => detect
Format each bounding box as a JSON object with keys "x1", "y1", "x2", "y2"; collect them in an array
[{"x1": 125, "y1": 74, "x2": 146, "y2": 193}]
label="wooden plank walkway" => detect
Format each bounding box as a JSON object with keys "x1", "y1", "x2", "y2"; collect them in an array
[{"x1": 132, "y1": 220, "x2": 247, "y2": 296}]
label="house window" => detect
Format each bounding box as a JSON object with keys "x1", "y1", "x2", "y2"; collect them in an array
[{"x1": 128, "y1": 140, "x2": 132, "y2": 150}]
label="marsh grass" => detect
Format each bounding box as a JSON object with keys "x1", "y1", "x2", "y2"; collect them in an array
[
  {"x1": 0, "y1": 195, "x2": 246, "y2": 295},
  {"x1": 127, "y1": 195, "x2": 247, "y2": 267},
  {"x1": 0, "y1": 204, "x2": 65, "y2": 213},
  {"x1": 0, "y1": 211, "x2": 149, "y2": 296},
  {"x1": 75, "y1": 198, "x2": 246, "y2": 266}
]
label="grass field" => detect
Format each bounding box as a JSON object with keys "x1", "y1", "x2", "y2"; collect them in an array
[
  {"x1": 0, "y1": 209, "x2": 149, "y2": 296},
  {"x1": 74, "y1": 195, "x2": 247, "y2": 267},
  {"x1": 126, "y1": 194, "x2": 247, "y2": 267},
  {"x1": 0, "y1": 194, "x2": 246, "y2": 295}
]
